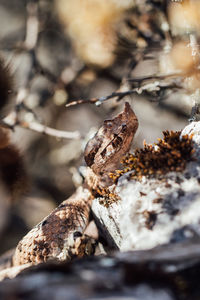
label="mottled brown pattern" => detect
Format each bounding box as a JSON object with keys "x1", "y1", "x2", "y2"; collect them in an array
[
  {"x1": 8, "y1": 103, "x2": 138, "y2": 268},
  {"x1": 12, "y1": 188, "x2": 93, "y2": 266},
  {"x1": 85, "y1": 102, "x2": 138, "y2": 188},
  {"x1": 85, "y1": 102, "x2": 138, "y2": 175}
]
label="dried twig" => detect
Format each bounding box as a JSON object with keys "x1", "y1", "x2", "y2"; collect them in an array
[
  {"x1": 19, "y1": 121, "x2": 81, "y2": 139},
  {"x1": 66, "y1": 90, "x2": 136, "y2": 107},
  {"x1": 66, "y1": 77, "x2": 182, "y2": 108},
  {"x1": 4, "y1": 110, "x2": 81, "y2": 140},
  {"x1": 127, "y1": 72, "x2": 185, "y2": 84},
  {"x1": 24, "y1": 2, "x2": 39, "y2": 51}
]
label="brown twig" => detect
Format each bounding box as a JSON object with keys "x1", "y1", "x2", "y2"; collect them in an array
[
  {"x1": 66, "y1": 90, "x2": 136, "y2": 108},
  {"x1": 66, "y1": 77, "x2": 183, "y2": 108},
  {"x1": 127, "y1": 72, "x2": 185, "y2": 84}
]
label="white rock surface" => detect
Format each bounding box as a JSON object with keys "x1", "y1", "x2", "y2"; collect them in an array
[{"x1": 92, "y1": 121, "x2": 200, "y2": 251}]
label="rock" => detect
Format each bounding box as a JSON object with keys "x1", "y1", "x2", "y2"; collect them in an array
[
  {"x1": 92, "y1": 121, "x2": 200, "y2": 251},
  {"x1": 1, "y1": 240, "x2": 200, "y2": 299}
]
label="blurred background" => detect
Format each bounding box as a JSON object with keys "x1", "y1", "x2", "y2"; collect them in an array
[{"x1": 0, "y1": 0, "x2": 198, "y2": 253}]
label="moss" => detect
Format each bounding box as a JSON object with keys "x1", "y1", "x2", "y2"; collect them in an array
[{"x1": 110, "y1": 131, "x2": 195, "y2": 183}]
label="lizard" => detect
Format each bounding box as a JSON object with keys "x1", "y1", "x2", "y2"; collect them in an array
[{"x1": 1, "y1": 102, "x2": 138, "y2": 270}]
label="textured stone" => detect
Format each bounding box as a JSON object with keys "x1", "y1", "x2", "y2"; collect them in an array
[
  {"x1": 92, "y1": 121, "x2": 200, "y2": 251},
  {"x1": 2, "y1": 240, "x2": 200, "y2": 299}
]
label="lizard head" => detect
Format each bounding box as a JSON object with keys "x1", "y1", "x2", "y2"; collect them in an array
[{"x1": 84, "y1": 102, "x2": 138, "y2": 175}]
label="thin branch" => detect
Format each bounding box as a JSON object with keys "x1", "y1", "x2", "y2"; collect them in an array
[
  {"x1": 24, "y1": 1, "x2": 39, "y2": 50},
  {"x1": 66, "y1": 91, "x2": 136, "y2": 108},
  {"x1": 4, "y1": 114, "x2": 81, "y2": 140},
  {"x1": 19, "y1": 121, "x2": 81, "y2": 139},
  {"x1": 66, "y1": 80, "x2": 182, "y2": 108},
  {"x1": 127, "y1": 72, "x2": 186, "y2": 84}
]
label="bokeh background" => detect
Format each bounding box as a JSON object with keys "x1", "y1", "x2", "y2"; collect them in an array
[{"x1": 0, "y1": 0, "x2": 198, "y2": 253}]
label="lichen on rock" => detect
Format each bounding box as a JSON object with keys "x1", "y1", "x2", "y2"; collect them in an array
[
  {"x1": 92, "y1": 122, "x2": 200, "y2": 253},
  {"x1": 110, "y1": 130, "x2": 195, "y2": 183}
]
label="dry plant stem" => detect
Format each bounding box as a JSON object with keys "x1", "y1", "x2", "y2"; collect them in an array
[
  {"x1": 4, "y1": 111, "x2": 81, "y2": 140},
  {"x1": 127, "y1": 72, "x2": 186, "y2": 83},
  {"x1": 24, "y1": 2, "x2": 39, "y2": 50},
  {"x1": 3, "y1": 86, "x2": 81, "y2": 140},
  {"x1": 66, "y1": 91, "x2": 136, "y2": 107},
  {"x1": 66, "y1": 75, "x2": 183, "y2": 108},
  {"x1": 3, "y1": 1, "x2": 81, "y2": 140},
  {"x1": 3, "y1": 84, "x2": 81, "y2": 140},
  {"x1": 19, "y1": 121, "x2": 81, "y2": 140}
]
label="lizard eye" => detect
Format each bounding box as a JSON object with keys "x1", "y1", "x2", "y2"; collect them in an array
[{"x1": 121, "y1": 124, "x2": 127, "y2": 132}]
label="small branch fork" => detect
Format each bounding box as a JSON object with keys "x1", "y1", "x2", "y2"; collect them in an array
[
  {"x1": 0, "y1": 1, "x2": 191, "y2": 136},
  {"x1": 3, "y1": 88, "x2": 81, "y2": 140},
  {"x1": 4, "y1": 116, "x2": 80, "y2": 140},
  {"x1": 2, "y1": 1, "x2": 81, "y2": 140},
  {"x1": 66, "y1": 73, "x2": 184, "y2": 108}
]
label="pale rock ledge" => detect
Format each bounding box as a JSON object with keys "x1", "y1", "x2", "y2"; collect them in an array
[{"x1": 92, "y1": 121, "x2": 200, "y2": 252}]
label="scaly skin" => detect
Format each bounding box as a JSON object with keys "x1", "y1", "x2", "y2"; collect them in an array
[
  {"x1": 12, "y1": 187, "x2": 93, "y2": 266},
  {"x1": 4, "y1": 102, "x2": 138, "y2": 268}
]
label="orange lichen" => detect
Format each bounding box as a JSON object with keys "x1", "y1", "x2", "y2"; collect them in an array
[
  {"x1": 94, "y1": 187, "x2": 120, "y2": 207},
  {"x1": 110, "y1": 131, "x2": 195, "y2": 183}
]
